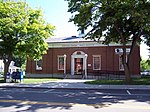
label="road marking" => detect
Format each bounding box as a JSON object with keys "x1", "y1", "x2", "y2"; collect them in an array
[
  {"x1": 0, "y1": 100, "x2": 150, "y2": 110},
  {"x1": 43, "y1": 89, "x2": 55, "y2": 93},
  {"x1": 126, "y1": 90, "x2": 131, "y2": 95},
  {"x1": 1, "y1": 89, "x2": 150, "y2": 96}
]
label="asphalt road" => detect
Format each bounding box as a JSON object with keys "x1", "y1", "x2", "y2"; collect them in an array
[{"x1": 0, "y1": 88, "x2": 150, "y2": 112}]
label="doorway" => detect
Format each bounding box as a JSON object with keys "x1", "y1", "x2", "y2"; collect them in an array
[
  {"x1": 71, "y1": 51, "x2": 88, "y2": 77},
  {"x1": 74, "y1": 58, "x2": 83, "y2": 74}
]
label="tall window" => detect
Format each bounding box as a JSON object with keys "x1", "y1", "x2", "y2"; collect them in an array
[
  {"x1": 36, "y1": 60, "x2": 42, "y2": 70},
  {"x1": 93, "y1": 55, "x2": 101, "y2": 70},
  {"x1": 58, "y1": 56, "x2": 64, "y2": 70},
  {"x1": 119, "y1": 55, "x2": 127, "y2": 71}
]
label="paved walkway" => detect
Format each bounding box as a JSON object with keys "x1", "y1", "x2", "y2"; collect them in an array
[{"x1": 0, "y1": 79, "x2": 150, "y2": 90}]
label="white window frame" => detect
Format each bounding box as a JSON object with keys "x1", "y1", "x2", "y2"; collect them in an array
[
  {"x1": 93, "y1": 55, "x2": 101, "y2": 70},
  {"x1": 36, "y1": 59, "x2": 42, "y2": 70},
  {"x1": 58, "y1": 55, "x2": 65, "y2": 70},
  {"x1": 119, "y1": 55, "x2": 127, "y2": 71}
]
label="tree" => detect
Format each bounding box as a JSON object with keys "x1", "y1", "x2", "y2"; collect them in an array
[
  {"x1": 12, "y1": 55, "x2": 26, "y2": 68},
  {"x1": 0, "y1": 1, "x2": 55, "y2": 82},
  {"x1": 140, "y1": 59, "x2": 150, "y2": 71},
  {"x1": 65, "y1": 0, "x2": 150, "y2": 83}
]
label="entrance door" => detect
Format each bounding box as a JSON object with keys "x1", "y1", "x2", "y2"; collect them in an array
[
  {"x1": 74, "y1": 58, "x2": 83, "y2": 74},
  {"x1": 71, "y1": 51, "x2": 88, "y2": 77}
]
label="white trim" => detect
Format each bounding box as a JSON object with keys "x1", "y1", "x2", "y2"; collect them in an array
[
  {"x1": 57, "y1": 55, "x2": 65, "y2": 70},
  {"x1": 119, "y1": 55, "x2": 127, "y2": 71},
  {"x1": 93, "y1": 55, "x2": 101, "y2": 70},
  {"x1": 115, "y1": 48, "x2": 130, "y2": 54},
  {"x1": 64, "y1": 54, "x2": 67, "y2": 75},
  {"x1": 71, "y1": 51, "x2": 88, "y2": 78},
  {"x1": 49, "y1": 42, "x2": 131, "y2": 48},
  {"x1": 36, "y1": 60, "x2": 42, "y2": 70}
]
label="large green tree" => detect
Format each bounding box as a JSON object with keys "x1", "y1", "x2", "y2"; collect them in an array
[
  {"x1": 66, "y1": 0, "x2": 150, "y2": 82},
  {"x1": 140, "y1": 59, "x2": 150, "y2": 71},
  {"x1": 0, "y1": 1, "x2": 55, "y2": 82}
]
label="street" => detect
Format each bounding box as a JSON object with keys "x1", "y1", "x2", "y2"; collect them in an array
[{"x1": 0, "y1": 87, "x2": 150, "y2": 112}]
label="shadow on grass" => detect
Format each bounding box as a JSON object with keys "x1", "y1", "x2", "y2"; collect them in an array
[
  {"x1": 0, "y1": 77, "x2": 62, "y2": 84},
  {"x1": 85, "y1": 76, "x2": 150, "y2": 85},
  {"x1": 0, "y1": 78, "x2": 5, "y2": 83}
]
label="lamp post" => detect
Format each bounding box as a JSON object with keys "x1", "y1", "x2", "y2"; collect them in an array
[{"x1": 64, "y1": 54, "x2": 67, "y2": 76}]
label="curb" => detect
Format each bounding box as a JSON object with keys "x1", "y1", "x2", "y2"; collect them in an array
[{"x1": 1, "y1": 85, "x2": 150, "y2": 90}]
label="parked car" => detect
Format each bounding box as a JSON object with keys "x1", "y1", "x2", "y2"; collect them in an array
[{"x1": 141, "y1": 70, "x2": 150, "y2": 76}]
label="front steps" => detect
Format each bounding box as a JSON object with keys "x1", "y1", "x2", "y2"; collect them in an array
[{"x1": 64, "y1": 74, "x2": 85, "y2": 79}]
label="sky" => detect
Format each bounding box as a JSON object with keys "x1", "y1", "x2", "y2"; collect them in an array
[
  {"x1": 25, "y1": 0, "x2": 149, "y2": 60},
  {"x1": 26, "y1": 0, "x2": 78, "y2": 38}
]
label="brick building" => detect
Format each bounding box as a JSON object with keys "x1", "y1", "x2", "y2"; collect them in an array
[{"x1": 26, "y1": 36, "x2": 140, "y2": 78}]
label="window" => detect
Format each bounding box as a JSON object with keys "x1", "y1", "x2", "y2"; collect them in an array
[
  {"x1": 93, "y1": 55, "x2": 101, "y2": 70},
  {"x1": 58, "y1": 56, "x2": 64, "y2": 70},
  {"x1": 119, "y1": 55, "x2": 127, "y2": 71},
  {"x1": 36, "y1": 60, "x2": 42, "y2": 70}
]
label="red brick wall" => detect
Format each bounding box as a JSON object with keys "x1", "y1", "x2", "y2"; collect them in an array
[{"x1": 26, "y1": 45, "x2": 140, "y2": 75}]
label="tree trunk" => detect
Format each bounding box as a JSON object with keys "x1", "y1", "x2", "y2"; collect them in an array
[
  {"x1": 114, "y1": 24, "x2": 132, "y2": 83},
  {"x1": 114, "y1": 23, "x2": 141, "y2": 84},
  {"x1": 3, "y1": 56, "x2": 12, "y2": 83},
  {"x1": 122, "y1": 40, "x2": 131, "y2": 83},
  {"x1": 122, "y1": 53, "x2": 132, "y2": 83},
  {"x1": 124, "y1": 63, "x2": 131, "y2": 83},
  {"x1": 124, "y1": 35, "x2": 141, "y2": 83},
  {"x1": 4, "y1": 61, "x2": 10, "y2": 82}
]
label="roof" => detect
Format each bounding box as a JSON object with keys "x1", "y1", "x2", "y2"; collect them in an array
[
  {"x1": 46, "y1": 36, "x2": 93, "y2": 43},
  {"x1": 46, "y1": 36, "x2": 127, "y2": 48}
]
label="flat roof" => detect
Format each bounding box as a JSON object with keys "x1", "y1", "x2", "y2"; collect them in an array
[{"x1": 46, "y1": 36, "x2": 95, "y2": 43}]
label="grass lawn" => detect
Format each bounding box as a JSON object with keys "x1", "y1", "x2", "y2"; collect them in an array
[
  {"x1": 0, "y1": 78, "x2": 61, "y2": 84},
  {"x1": 0, "y1": 78, "x2": 5, "y2": 83},
  {"x1": 23, "y1": 78, "x2": 61, "y2": 84},
  {"x1": 85, "y1": 76, "x2": 150, "y2": 85}
]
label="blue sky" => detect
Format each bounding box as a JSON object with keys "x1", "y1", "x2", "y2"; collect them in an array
[{"x1": 26, "y1": 0, "x2": 78, "y2": 37}]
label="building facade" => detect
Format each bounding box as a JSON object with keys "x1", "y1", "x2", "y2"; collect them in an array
[{"x1": 26, "y1": 36, "x2": 140, "y2": 78}]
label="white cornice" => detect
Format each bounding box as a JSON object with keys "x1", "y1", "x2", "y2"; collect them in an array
[{"x1": 48, "y1": 41, "x2": 131, "y2": 48}]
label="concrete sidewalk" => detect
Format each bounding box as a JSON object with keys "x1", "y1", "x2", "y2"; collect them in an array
[{"x1": 0, "y1": 79, "x2": 150, "y2": 90}]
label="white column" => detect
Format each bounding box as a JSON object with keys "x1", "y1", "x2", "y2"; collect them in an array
[
  {"x1": 64, "y1": 54, "x2": 67, "y2": 75},
  {"x1": 84, "y1": 54, "x2": 88, "y2": 78},
  {"x1": 71, "y1": 55, "x2": 74, "y2": 75}
]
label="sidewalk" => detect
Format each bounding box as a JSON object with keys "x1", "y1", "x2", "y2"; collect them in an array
[{"x1": 0, "y1": 79, "x2": 150, "y2": 90}]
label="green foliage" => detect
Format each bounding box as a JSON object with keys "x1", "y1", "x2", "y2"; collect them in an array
[
  {"x1": 12, "y1": 55, "x2": 26, "y2": 67},
  {"x1": 141, "y1": 59, "x2": 150, "y2": 71},
  {"x1": 66, "y1": 0, "x2": 150, "y2": 43},
  {"x1": 0, "y1": 1, "x2": 55, "y2": 77},
  {"x1": 0, "y1": 1, "x2": 55, "y2": 60},
  {"x1": 66, "y1": 0, "x2": 150, "y2": 82}
]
